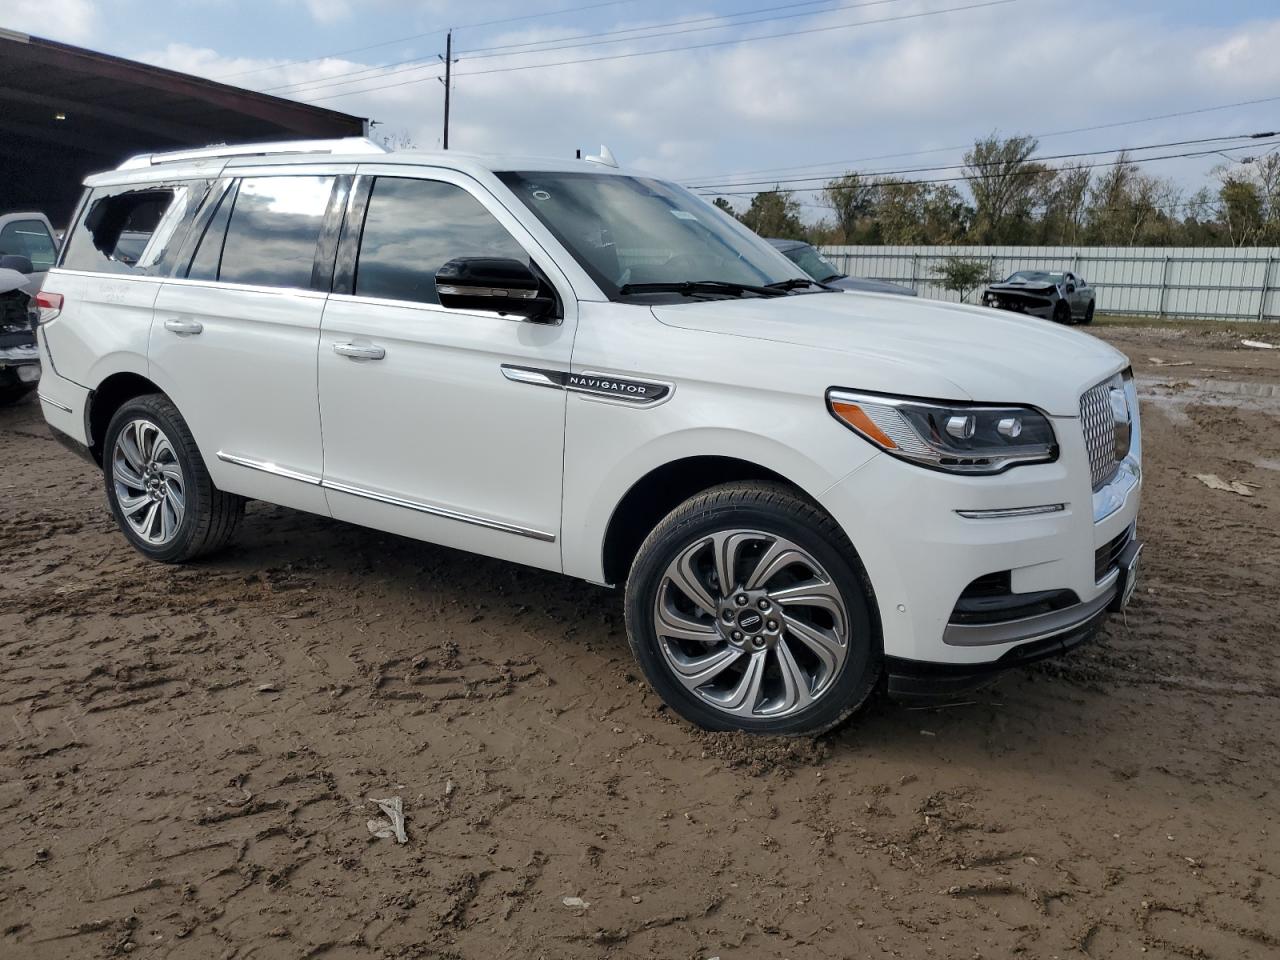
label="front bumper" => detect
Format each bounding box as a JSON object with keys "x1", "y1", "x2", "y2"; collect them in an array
[{"x1": 818, "y1": 397, "x2": 1142, "y2": 683}]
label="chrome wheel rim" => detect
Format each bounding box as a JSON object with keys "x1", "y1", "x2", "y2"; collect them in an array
[
  {"x1": 653, "y1": 530, "x2": 850, "y2": 720},
  {"x1": 112, "y1": 419, "x2": 186, "y2": 546}
]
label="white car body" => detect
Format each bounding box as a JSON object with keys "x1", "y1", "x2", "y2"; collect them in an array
[{"x1": 36, "y1": 139, "x2": 1141, "y2": 722}]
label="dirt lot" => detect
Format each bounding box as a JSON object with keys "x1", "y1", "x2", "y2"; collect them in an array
[{"x1": 1, "y1": 323, "x2": 1278, "y2": 960}]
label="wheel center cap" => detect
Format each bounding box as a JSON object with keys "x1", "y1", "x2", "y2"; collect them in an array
[{"x1": 737, "y1": 610, "x2": 764, "y2": 632}]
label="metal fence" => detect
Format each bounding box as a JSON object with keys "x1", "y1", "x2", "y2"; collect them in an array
[{"x1": 817, "y1": 245, "x2": 1280, "y2": 322}]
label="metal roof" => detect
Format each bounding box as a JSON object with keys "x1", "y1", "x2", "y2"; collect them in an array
[{"x1": 0, "y1": 29, "x2": 367, "y2": 225}]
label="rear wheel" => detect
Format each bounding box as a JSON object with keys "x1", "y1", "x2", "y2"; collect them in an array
[
  {"x1": 624, "y1": 482, "x2": 880, "y2": 735},
  {"x1": 103, "y1": 394, "x2": 244, "y2": 563},
  {"x1": 1082, "y1": 302, "x2": 1095, "y2": 324},
  {"x1": 1052, "y1": 301, "x2": 1072, "y2": 325}
]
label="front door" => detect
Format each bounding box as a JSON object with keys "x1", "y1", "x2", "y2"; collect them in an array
[{"x1": 317, "y1": 170, "x2": 576, "y2": 572}]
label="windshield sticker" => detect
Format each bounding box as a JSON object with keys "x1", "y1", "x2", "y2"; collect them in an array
[{"x1": 532, "y1": 189, "x2": 552, "y2": 201}]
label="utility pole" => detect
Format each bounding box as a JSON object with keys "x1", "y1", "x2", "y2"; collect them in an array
[{"x1": 439, "y1": 30, "x2": 454, "y2": 150}]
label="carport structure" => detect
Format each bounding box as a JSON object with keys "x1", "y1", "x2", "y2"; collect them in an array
[{"x1": 0, "y1": 29, "x2": 367, "y2": 226}]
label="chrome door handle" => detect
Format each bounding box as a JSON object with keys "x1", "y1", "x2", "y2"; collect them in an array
[
  {"x1": 164, "y1": 318, "x2": 203, "y2": 336},
  {"x1": 333, "y1": 342, "x2": 386, "y2": 361}
]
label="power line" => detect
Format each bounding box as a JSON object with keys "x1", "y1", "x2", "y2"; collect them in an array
[
  {"x1": 264, "y1": 0, "x2": 906, "y2": 97},
  {"x1": 694, "y1": 139, "x2": 1280, "y2": 196},
  {"x1": 685, "y1": 94, "x2": 1280, "y2": 182},
  {"x1": 688, "y1": 130, "x2": 1279, "y2": 190},
  {"x1": 212, "y1": 0, "x2": 644, "y2": 81},
  {"x1": 296, "y1": 0, "x2": 1018, "y2": 102}
]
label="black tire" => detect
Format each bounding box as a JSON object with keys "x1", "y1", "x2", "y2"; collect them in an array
[
  {"x1": 102, "y1": 393, "x2": 244, "y2": 563},
  {"x1": 1052, "y1": 301, "x2": 1072, "y2": 325},
  {"x1": 1082, "y1": 302, "x2": 1095, "y2": 325},
  {"x1": 624, "y1": 481, "x2": 881, "y2": 735},
  {"x1": 0, "y1": 382, "x2": 36, "y2": 406}
]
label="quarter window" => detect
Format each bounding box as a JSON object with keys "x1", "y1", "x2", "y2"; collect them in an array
[
  {"x1": 0, "y1": 219, "x2": 57, "y2": 270},
  {"x1": 216, "y1": 176, "x2": 335, "y2": 289},
  {"x1": 61, "y1": 187, "x2": 184, "y2": 275},
  {"x1": 354, "y1": 177, "x2": 526, "y2": 305}
]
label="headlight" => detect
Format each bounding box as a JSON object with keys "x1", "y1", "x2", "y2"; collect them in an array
[{"x1": 827, "y1": 389, "x2": 1057, "y2": 475}]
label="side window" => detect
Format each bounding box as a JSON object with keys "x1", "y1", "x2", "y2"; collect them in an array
[
  {"x1": 61, "y1": 187, "x2": 185, "y2": 275},
  {"x1": 0, "y1": 219, "x2": 58, "y2": 270},
  {"x1": 187, "y1": 185, "x2": 235, "y2": 282},
  {"x1": 217, "y1": 176, "x2": 335, "y2": 289},
  {"x1": 354, "y1": 177, "x2": 526, "y2": 306}
]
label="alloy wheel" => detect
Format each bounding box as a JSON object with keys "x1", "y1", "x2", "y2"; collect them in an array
[
  {"x1": 112, "y1": 418, "x2": 186, "y2": 546},
  {"x1": 652, "y1": 529, "x2": 850, "y2": 719}
]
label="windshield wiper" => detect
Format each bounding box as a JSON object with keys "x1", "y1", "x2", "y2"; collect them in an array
[
  {"x1": 617, "y1": 280, "x2": 787, "y2": 298},
  {"x1": 819, "y1": 273, "x2": 847, "y2": 284},
  {"x1": 766, "y1": 277, "x2": 838, "y2": 292}
]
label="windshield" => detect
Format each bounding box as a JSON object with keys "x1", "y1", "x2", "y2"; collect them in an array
[
  {"x1": 779, "y1": 242, "x2": 843, "y2": 282},
  {"x1": 1006, "y1": 271, "x2": 1063, "y2": 284},
  {"x1": 498, "y1": 171, "x2": 807, "y2": 299}
]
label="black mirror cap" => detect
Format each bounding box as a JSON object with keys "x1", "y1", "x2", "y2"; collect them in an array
[
  {"x1": 435, "y1": 257, "x2": 558, "y2": 321},
  {"x1": 0, "y1": 254, "x2": 35, "y2": 275}
]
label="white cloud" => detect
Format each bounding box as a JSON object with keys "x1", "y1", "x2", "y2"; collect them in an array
[
  {"x1": 133, "y1": 4, "x2": 1280, "y2": 215},
  {"x1": 1, "y1": 0, "x2": 99, "y2": 44}
]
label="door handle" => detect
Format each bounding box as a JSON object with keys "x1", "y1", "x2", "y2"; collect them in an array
[
  {"x1": 164, "y1": 318, "x2": 203, "y2": 336},
  {"x1": 333, "y1": 342, "x2": 386, "y2": 361}
]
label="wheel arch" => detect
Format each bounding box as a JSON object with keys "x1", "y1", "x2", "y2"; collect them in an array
[
  {"x1": 86, "y1": 372, "x2": 167, "y2": 464},
  {"x1": 600, "y1": 455, "x2": 812, "y2": 588}
]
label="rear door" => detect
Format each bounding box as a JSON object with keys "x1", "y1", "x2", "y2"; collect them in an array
[
  {"x1": 150, "y1": 170, "x2": 349, "y2": 514},
  {"x1": 317, "y1": 168, "x2": 576, "y2": 572}
]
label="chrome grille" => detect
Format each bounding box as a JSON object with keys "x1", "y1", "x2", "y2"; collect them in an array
[{"x1": 1080, "y1": 376, "x2": 1121, "y2": 490}]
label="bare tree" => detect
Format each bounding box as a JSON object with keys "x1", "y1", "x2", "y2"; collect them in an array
[{"x1": 963, "y1": 133, "x2": 1052, "y2": 243}]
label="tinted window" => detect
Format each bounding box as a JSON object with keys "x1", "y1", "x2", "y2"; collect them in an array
[
  {"x1": 187, "y1": 186, "x2": 235, "y2": 282},
  {"x1": 62, "y1": 188, "x2": 181, "y2": 275},
  {"x1": 0, "y1": 219, "x2": 58, "y2": 270},
  {"x1": 218, "y1": 176, "x2": 334, "y2": 289},
  {"x1": 355, "y1": 178, "x2": 526, "y2": 305}
]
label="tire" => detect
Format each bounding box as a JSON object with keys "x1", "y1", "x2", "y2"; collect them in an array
[
  {"x1": 1052, "y1": 301, "x2": 1072, "y2": 325},
  {"x1": 624, "y1": 481, "x2": 881, "y2": 735},
  {"x1": 0, "y1": 382, "x2": 36, "y2": 406},
  {"x1": 102, "y1": 393, "x2": 244, "y2": 563},
  {"x1": 1082, "y1": 302, "x2": 1095, "y2": 325}
]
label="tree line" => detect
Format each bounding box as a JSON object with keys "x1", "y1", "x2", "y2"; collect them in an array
[{"x1": 713, "y1": 134, "x2": 1280, "y2": 248}]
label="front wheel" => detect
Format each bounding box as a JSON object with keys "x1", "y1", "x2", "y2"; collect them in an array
[
  {"x1": 1052, "y1": 301, "x2": 1072, "y2": 325},
  {"x1": 103, "y1": 394, "x2": 244, "y2": 563},
  {"x1": 624, "y1": 482, "x2": 880, "y2": 735}
]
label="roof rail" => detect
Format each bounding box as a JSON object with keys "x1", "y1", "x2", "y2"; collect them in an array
[{"x1": 117, "y1": 137, "x2": 387, "y2": 170}]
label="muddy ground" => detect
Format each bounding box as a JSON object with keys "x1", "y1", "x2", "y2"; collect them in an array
[{"x1": 1, "y1": 323, "x2": 1278, "y2": 959}]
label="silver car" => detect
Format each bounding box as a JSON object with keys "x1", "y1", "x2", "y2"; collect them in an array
[{"x1": 983, "y1": 270, "x2": 1096, "y2": 324}]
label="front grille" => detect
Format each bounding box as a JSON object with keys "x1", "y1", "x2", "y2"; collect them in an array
[
  {"x1": 1094, "y1": 525, "x2": 1134, "y2": 582},
  {"x1": 1080, "y1": 376, "x2": 1121, "y2": 490}
]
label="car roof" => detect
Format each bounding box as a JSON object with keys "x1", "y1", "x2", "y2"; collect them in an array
[{"x1": 85, "y1": 139, "x2": 643, "y2": 188}]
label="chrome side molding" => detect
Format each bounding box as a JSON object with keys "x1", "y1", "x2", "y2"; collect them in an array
[
  {"x1": 216, "y1": 451, "x2": 322, "y2": 485},
  {"x1": 218, "y1": 449, "x2": 556, "y2": 542},
  {"x1": 323, "y1": 479, "x2": 556, "y2": 542},
  {"x1": 37, "y1": 393, "x2": 73, "y2": 413}
]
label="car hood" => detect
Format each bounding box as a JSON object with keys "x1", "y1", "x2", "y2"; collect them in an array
[
  {"x1": 830, "y1": 276, "x2": 917, "y2": 296},
  {"x1": 650, "y1": 292, "x2": 1126, "y2": 416},
  {"x1": 988, "y1": 280, "x2": 1057, "y2": 293}
]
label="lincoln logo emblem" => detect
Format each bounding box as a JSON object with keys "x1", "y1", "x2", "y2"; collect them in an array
[{"x1": 738, "y1": 612, "x2": 763, "y2": 631}]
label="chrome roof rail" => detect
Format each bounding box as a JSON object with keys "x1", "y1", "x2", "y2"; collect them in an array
[{"x1": 117, "y1": 137, "x2": 387, "y2": 170}]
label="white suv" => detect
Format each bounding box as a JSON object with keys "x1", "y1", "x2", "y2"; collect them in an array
[{"x1": 35, "y1": 138, "x2": 1142, "y2": 735}]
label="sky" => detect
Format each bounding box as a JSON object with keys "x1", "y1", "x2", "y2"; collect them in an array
[{"x1": 4, "y1": 0, "x2": 1279, "y2": 218}]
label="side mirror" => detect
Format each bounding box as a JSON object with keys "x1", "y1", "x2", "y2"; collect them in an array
[
  {"x1": 1066, "y1": 283, "x2": 1075, "y2": 293},
  {"x1": 0, "y1": 254, "x2": 34, "y2": 275},
  {"x1": 435, "y1": 257, "x2": 557, "y2": 321}
]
